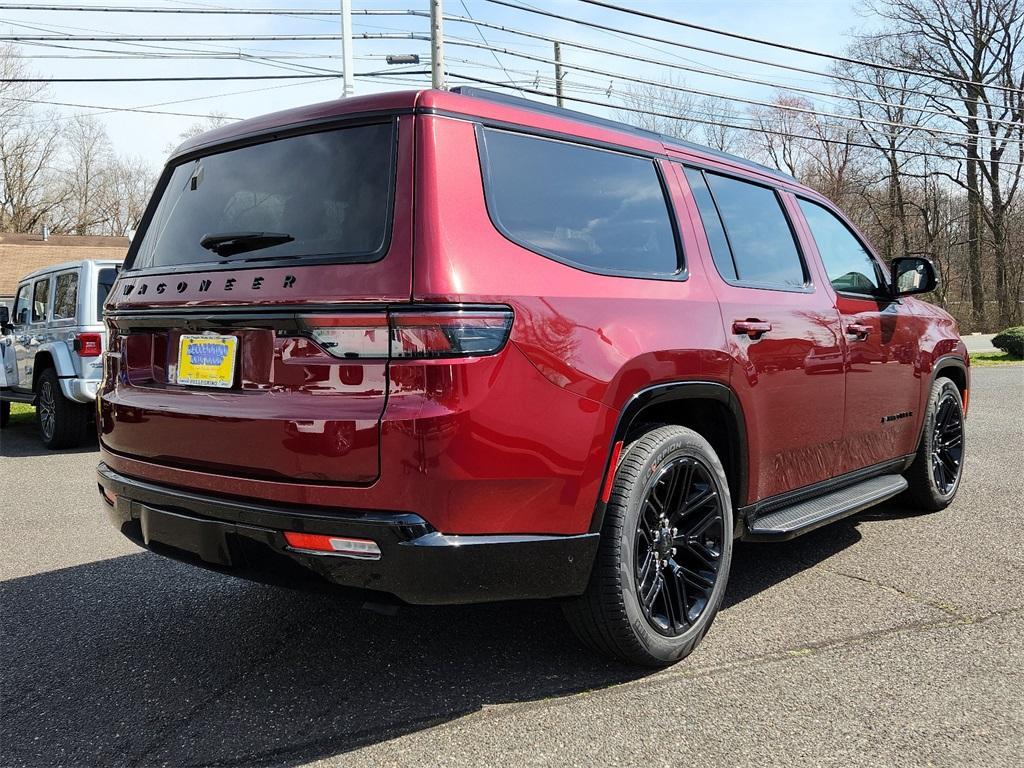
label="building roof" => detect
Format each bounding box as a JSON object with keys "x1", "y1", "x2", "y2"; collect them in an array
[{"x1": 0, "y1": 233, "x2": 127, "y2": 297}]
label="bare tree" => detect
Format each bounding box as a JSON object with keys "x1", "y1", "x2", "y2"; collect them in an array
[
  {"x1": 833, "y1": 37, "x2": 933, "y2": 261},
  {"x1": 0, "y1": 117, "x2": 66, "y2": 233},
  {"x1": 62, "y1": 115, "x2": 114, "y2": 235},
  {"x1": 868, "y1": 0, "x2": 1024, "y2": 326},
  {"x1": 697, "y1": 96, "x2": 742, "y2": 153},
  {"x1": 98, "y1": 156, "x2": 154, "y2": 237},
  {"x1": 615, "y1": 76, "x2": 698, "y2": 140},
  {"x1": 744, "y1": 95, "x2": 817, "y2": 177},
  {"x1": 165, "y1": 112, "x2": 232, "y2": 155}
]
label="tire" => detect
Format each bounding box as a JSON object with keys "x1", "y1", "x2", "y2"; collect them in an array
[
  {"x1": 563, "y1": 425, "x2": 734, "y2": 667},
  {"x1": 0, "y1": 400, "x2": 9, "y2": 428},
  {"x1": 900, "y1": 376, "x2": 965, "y2": 512},
  {"x1": 36, "y1": 368, "x2": 89, "y2": 449}
]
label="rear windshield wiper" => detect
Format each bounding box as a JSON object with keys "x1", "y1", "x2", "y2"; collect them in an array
[{"x1": 199, "y1": 231, "x2": 294, "y2": 257}]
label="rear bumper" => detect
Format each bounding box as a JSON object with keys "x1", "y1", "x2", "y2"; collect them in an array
[
  {"x1": 61, "y1": 377, "x2": 99, "y2": 403},
  {"x1": 97, "y1": 463, "x2": 599, "y2": 605}
]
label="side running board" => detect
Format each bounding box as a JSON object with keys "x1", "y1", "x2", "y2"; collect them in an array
[{"x1": 744, "y1": 474, "x2": 908, "y2": 542}]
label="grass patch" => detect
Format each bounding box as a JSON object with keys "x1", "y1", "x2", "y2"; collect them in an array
[
  {"x1": 7, "y1": 402, "x2": 35, "y2": 425},
  {"x1": 969, "y1": 351, "x2": 1024, "y2": 366}
]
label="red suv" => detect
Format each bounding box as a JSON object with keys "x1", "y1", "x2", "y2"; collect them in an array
[{"x1": 97, "y1": 88, "x2": 968, "y2": 666}]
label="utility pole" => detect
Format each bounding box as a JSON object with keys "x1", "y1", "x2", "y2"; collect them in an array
[
  {"x1": 553, "y1": 41, "x2": 564, "y2": 107},
  {"x1": 430, "y1": 0, "x2": 445, "y2": 89},
  {"x1": 339, "y1": 0, "x2": 354, "y2": 97}
]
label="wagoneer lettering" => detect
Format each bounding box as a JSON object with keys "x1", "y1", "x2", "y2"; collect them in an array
[{"x1": 94, "y1": 88, "x2": 969, "y2": 667}]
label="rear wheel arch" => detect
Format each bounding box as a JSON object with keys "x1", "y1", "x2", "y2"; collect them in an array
[
  {"x1": 31, "y1": 351, "x2": 55, "y2": 392},
  {"x1": 591, "y1": 381, "x2": 748, "y2": 533}
]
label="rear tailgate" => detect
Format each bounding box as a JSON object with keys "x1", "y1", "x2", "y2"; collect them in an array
[{"x1": 99, "y1": 115, "x2": 414, "y2": 484}]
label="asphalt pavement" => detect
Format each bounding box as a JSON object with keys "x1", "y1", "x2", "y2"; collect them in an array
[{"x1": 1, "y1": 366, "x2": 1022, "y2": 767}]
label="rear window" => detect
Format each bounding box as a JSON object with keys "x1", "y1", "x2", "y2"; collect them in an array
[
  {"x1": 129, "y1": 122, "x2": 395, "y2": 271},
  {"x1": 479, "y1": 128, "x2": 680, "y2": 277},
  {"x1": 96, "y1": 266, "x2": 120, "y2": 319}
]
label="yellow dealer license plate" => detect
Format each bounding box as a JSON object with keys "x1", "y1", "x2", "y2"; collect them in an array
[{"x1": 177, "y1": 334, "x2": 238, "y2": 388}]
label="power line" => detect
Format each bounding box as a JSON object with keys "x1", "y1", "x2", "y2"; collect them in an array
[
  {"x1": 438, "y1": 12, "x2": 1024, "y2": 132},
  {"x1": 15, "y1": 5, "x2": 1015, "y2": 130},
  {"x1": 445, "y1": 73, "x2": 1024, "y2": 169},
  {"x1": 576, "y1": 0, "x2": 1024, "y2": 96},
  {"x1": 441, "y1": 39, "x2": 1024, "y2": 148},
  {"x1": 4, "y1": 93, "x2": 246, "y2": 118},
  {"x1": 4, "y1": 69, "x2": 432, "y2": 121},
  {"x1": 0, "y1": 14, "x2": 364, "y2": 77},
  {"x1": 458, "y1": 0, "x2": 522, "y2": 97},
  {"x1": 13, "y1": 75, "x2": 340, "y2": 125},
  {"x1": 0, "y1": 32, "x2": 428, "y2": 41},
  {"x1": 0, "y1": 4, "x2": 401, "y2": 14},
  {"x1": 4, "y1": 73, "x2": 339, "y2": 81},
  {"x1": 482, "y1": 0, "x2": 1009, "y2": 107}
]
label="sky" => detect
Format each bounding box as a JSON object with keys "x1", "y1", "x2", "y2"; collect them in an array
[{"x1": 2, "y1": 0, "x2": 877, "y2": 170}]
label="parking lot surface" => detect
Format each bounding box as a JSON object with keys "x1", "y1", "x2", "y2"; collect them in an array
[{"x1": 1, "y1": 366, "x2": 1022, "y2": 767}]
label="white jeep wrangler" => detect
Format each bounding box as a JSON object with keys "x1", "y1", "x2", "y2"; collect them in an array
[{"x1": 1, "y1": 260, "x2": 120, "y2": 448}]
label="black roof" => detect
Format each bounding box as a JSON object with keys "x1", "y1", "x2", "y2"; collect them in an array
[{"x1": 451, "y1": 86, "x2": 795, "y2": 182}]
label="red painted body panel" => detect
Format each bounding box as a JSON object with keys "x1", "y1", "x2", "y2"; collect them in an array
[{"x1": 99, "y1": 89, "x2": 967, "y2": 547}]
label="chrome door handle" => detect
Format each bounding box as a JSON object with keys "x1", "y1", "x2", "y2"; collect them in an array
[
  {"x1": 846, "y1": 323, "x2": 871, "y2": 340},
  {"x1": 733, "y1": 319, "x2": 772, "y2": 339}
]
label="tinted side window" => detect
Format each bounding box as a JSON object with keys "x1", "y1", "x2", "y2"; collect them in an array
[
  {"x1": 53, "y1": 272, "x2": 79, "y2": 319},
  {"x1": 13, "y1": 285, "x2": 29, "y2": 325},
  {"x1": 31, "y1": 279, "x2": 50, "y2": 323},
  {"x1": 683, "y1": 167, "x2": 737, "y2": 281},
  {"x1": 798, "y1": 199, "x2": 885, "y2": 296},
  {"x1": 704, "y1": 172, "x2": 806, "y2": 289},
  {"x1": 480, "y1": 128, "x2": 680, "y2": 276}
]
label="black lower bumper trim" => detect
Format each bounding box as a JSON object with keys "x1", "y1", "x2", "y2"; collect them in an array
[{"x1": 97, "y1": 464, "x2": 599, "y2": 605}]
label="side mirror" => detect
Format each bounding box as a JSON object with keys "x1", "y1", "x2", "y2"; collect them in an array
[
  {"x1": 892, "y1": 256, "x2": 937, "y2": 297},
  {"x1": 0, "y1": 305, "x2": 8, "y2": 326}
]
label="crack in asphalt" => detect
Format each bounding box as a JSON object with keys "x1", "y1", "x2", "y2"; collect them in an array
[
  {"x1": 400, "y1": 605, "x2": 1024, "y2": 741},
  {"x1": 823, "y1": 567, "x2": 973, "y2": 621}
]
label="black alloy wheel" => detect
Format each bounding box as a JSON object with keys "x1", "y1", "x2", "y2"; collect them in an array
[
  {"x1": 900, "y1": 376, "x2": 965, "y2": 512},
  {"x1": 930, "y1": 391, "x2": 964, "y2": 495},
  {"x1": 563, "y1": 424, "x2": 733, "y2": 667},
  {"x1": 634, "y1": 456, "x2": 725, "y2": 636}
]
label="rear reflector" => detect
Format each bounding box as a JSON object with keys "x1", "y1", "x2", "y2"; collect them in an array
[
  {"x1": 100, "y1": 487, "x2": 117, "y2": 507},
  {"x1": 283, "y1": 531, "x2": 382, "y2": 560},
  {"x1": 75, "y1": 333, "x2": 102, "y2": 357},
  {"x1": 301, "y1": 307, "x2": 513, "y2": 360},
  {"x1": 601, "y1": 440, "x2": 625, "y2": 503}
]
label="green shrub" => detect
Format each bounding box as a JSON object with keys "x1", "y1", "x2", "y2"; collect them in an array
[{"x1": 992, "y1": 326, "x2": 1024, "y2": 358}]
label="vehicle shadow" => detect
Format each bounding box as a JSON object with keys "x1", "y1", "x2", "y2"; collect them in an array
[
  {"x1": 0, "y1": 520, "x2": 861, "y2": 767},
  {"x1": 0, "y1": 417, "x2": 99, "y2": 458}
]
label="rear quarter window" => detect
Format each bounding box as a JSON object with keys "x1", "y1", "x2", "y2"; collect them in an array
[
  {"x1": 479, "y1": 128, "x2": 681, "y2": 277},
  {"x1": 52, "y1": 272, "x2": 79, "y2": 320},
  {"x1": 685, "y1": 167, "x2": 808, "y2": 291}
]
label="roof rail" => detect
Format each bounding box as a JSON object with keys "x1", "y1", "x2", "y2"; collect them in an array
[{"x1": 449, "y1": 86, "x2": 795, "y2": 182}]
